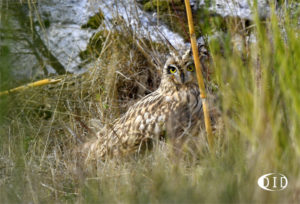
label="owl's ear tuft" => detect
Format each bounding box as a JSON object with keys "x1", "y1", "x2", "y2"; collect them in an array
[{"x1": 182, "y1": 47, "x2": 192, "y2": 61}]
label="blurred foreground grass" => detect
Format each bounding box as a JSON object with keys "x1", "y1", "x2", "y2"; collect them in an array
[{"x1": 0, "y1": 2, "x2": 300, "y2": 203}]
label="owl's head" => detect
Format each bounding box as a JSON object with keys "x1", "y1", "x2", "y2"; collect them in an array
[{"x1": 162, "y1": 48, "x2": 197, "y2": 86}]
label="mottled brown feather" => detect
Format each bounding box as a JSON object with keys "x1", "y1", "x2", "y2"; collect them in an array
[{"x1": 83, "y1": 51, "x2": 203, "y2": 161}]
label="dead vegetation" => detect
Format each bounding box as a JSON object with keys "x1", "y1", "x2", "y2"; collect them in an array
[
  {"x1": 1, "y1": 17, "x2": 216, "y2": 159},
  {"x1": 1, "y1": 1, "x2": 298, "y2": 203},
  {"x1": 0, "y1": 16, "x2": 224, "y2": 200}
]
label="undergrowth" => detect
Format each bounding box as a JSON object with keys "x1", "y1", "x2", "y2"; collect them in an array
[{"x1": 0, "y1": 1, "x2": 299, "y2": 203}]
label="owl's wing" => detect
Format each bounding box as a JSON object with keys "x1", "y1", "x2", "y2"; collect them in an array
[{"x1": 88, "y1": 91, "x2": 166, "y2": 158}]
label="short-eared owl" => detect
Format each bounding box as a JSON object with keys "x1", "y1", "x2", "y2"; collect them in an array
[{"x1": 84, "y1": 49, "x2": 202, "y2": 160}]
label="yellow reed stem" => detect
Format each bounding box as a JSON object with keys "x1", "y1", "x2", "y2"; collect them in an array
[
  {"x1": 184, "y1": 0, "x2": 214, "y2": 150},
  {"x1": 0, "y1": 78, "x2": 62, "y2": 96}
]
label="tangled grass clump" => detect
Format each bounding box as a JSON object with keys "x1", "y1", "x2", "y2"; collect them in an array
[
  {"x1": 0, "y1": 1, "x2": 299, "y2": 203},
  {"x1": 0, "y1": 16, "x2": 220, "y2": 200}
]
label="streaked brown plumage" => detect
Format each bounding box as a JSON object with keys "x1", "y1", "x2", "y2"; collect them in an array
[{"x1": 83, "y1": 49, "x2": 202, "y2": 160}]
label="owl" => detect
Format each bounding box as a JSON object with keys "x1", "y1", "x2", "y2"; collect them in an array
[{"x1": 83, "y1": 48, "x2": 202, "y2": 161}]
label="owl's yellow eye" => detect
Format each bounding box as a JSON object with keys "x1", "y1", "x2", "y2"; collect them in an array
[
  {"x1": 168, "y1": 66, "x2": 177, "y2": 74},
  {"x1": 187, "y1": 65, "x2": 195, "y2": 72}
]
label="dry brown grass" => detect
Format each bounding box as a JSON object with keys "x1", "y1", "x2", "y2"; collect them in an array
[
  {"x1": 1, "y1": 1, "x2": 299, "y2": 203},
  {"x1": 0, "y1": 22, "x2": 222, "y2": 201}
]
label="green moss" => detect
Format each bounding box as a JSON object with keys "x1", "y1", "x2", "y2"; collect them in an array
[
  {"x1": 79, "y1": 30, "x2": 109, "y2": 60},
  {"x1": 79, "y1": 50, "x2": 89, "y2": 60},
  {"x1": 144, "y1": 0, "x2": 168, "y2": 12},
  {"x1": 81, "y1": 10, "x2": 104, "y2": 29},
  {"x1": 0, "y1": 45, "x2": 10, "y2": 57},
  {"x1": 43, "y1": 19, "x2": 50, "y2": 28},
  {"x1": 141, "y1": 1, "x2": 229, "y2": 41},
  {"x1": 79, "y1": 29, "x2": 167, "y2": 62},
  {"x1": 195, "y1": 8, "x2": 226, "y2": 36},
  {"x1": 142, "y1": 0, "x2": 189, "y2": 40},
  {"x1": 141, "y1": 0, "x2": 217, "y2": 41}
]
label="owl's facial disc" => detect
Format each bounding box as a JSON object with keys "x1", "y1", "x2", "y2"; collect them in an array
[{"x1": 166, "y1": 62, "x2": 196, "y2": 85}]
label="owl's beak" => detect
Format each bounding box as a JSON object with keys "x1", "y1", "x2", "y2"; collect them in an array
[{"x1": 180, "y1": 73, "x2": 185, "y2": 84}]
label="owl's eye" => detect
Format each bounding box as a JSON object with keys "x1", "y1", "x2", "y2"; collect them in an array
[
  {"x1": 168, "y1": 66, "x2": 177, "y2": 74},
  {"x1": 187, "y1": 64, "x2": 195, "y2": 72}
]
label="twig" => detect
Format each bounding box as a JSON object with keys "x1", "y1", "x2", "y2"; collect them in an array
[
  {"x1": 40, "y1": 182, "x2": 78, "y2": 195},
  {"x1": 0, "y1": 78, "x2": 62, "y2": 96}
]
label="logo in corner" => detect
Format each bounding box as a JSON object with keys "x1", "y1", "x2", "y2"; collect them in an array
[{"x1": 257, "y1": 173, "x2": 288, "y2": 191}]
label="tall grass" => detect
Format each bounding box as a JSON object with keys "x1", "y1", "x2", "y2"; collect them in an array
[{"x1": 0, "y1": 1, "x2": 299, "y2": 203}]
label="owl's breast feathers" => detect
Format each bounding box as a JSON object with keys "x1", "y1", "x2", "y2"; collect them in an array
[{"x1": 87, "y1": 84, "x2": 202, "y2": 159}]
